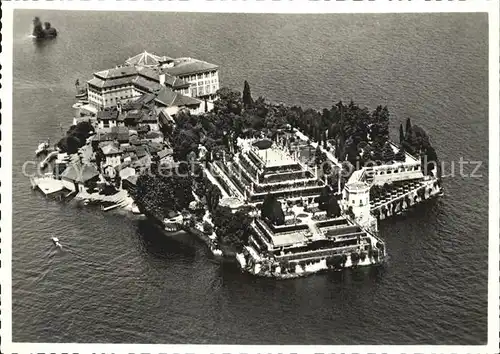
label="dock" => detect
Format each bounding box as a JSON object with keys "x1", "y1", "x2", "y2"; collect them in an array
[
  {"x1": 75, "y1": 189, "x2": 132, "y2": 207},
  {"x1": 31, "y1": 175, "x2": 67, "y2": 197},
  {"x1": 40, "y1": 151, "x2": 59, "y2": 169}
]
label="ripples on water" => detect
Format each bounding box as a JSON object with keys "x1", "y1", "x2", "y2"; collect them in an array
[{"x1": 12, "y1": 10, "x2": 488, "y2": 344}]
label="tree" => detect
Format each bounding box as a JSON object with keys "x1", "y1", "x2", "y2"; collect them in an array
[
  {"x1": 405, "y1": 118, "x2": 412, "y2": 137},
  {"x1": 131, "y1": 173, "x2": 194, "y2": 220},
  {"x1": 350, "y1": 251, "x2": 360, "y2": 266},
  {"x1": 203, "y1": 221, "x2": 214, "y2": 235},
  {"x1": 399, "y1": 123, "x2": 405, "y2": 145},
  {"x1": 32, "y1": 17, "x2": 45, "y2": 38},
  {"x1": 347, "y1": 206, "x2": 355, "y2": 219},
  {"x1": 381, "y1": 143, "x2": 395, "y2": 162},
  {"x1": 242, "y1": 80, "x2": 254, "y2": 109},
  {"x1": 261, "y1": 193, "x2": 285, "y2": 225},
  {"x1": 172, "y1": 129, "x2": 199, "y2": 161},
  {"x1": 314, "y1": 146, "x2": 326, "y2": 166},
  {"x1": 57, "y1": 135, "x2": 81, "y2": 154},
  {"x1": 206, "y1": 184, "x2": 222, "y2": 212},
  {"x1": 326, "y1": 196, "x2": 341, "y2": 217},
  {"x1": 370, "y1": 105, "x2": 390, "y2": 145},
  {"x1": 318, "y1": 187, "x2": 331, "y2": 211},
  {"x1": 214, "y1": 87, "x2": 243, "y2": 115},
  {"x1": 422, "y1": 145, "x2": 438, "y2": 176},
  {"x1": 395, "y1": 147, "x2": 406, "y2": 162},
  {"x1": 212, "y1": 206, "x2": 252, "y2": 252}
]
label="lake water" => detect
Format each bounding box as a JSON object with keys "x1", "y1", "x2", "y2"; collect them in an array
[{"x1": 12, "y1": 10, "x2": 488, "y2": 344}]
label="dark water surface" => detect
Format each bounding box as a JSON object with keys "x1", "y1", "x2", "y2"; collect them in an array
[{"x1": 12, "y1": 11, "x2": 488, "y2": 344}]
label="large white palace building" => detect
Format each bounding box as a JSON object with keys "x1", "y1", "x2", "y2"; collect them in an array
[{"x1": 86, "y1": 51, "x2": 220, "y2": 112}]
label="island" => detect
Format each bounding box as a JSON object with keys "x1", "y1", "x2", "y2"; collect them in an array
[
  {"x1": 32, "y1": 17, "x2": 57, "y2": 39},
  {"x1": 30, "y1": 50, "x2": 443, "y2": 279}
]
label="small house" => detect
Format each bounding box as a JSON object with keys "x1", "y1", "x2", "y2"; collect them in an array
[
  {"x1": 96, "y1": 108, "x2": 119, "y2": 130},
  {"x1": 60, "y1": 163, "x2": 100, "y2": 192},
  {"x1": 101, "y1": 144, "x2": 123, "y2": 168}
]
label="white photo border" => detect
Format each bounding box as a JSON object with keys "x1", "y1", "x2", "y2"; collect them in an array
[{"x1": 1, "y1": 1, "x2": 498, "y2": 354}]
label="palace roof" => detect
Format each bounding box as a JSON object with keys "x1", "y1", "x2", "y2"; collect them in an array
[
  {"x1": 154, "y1": 87, "x2": 202, "y2": 107},
  {"x1": 125, "y1": 51, "x2": 174, "y2": 67},
  {"x1": 163, "y1": 57, "x2": 218, "y2": 76}
]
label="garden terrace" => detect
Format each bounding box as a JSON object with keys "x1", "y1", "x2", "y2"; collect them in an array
[
  {"x1": 274, "y1": 242, "x2": 367, "y2": 263},
  {"x1": 270, "y1": 222, "x2": 310, "y2": 233},
  {"x1": 369, "y1": 180, "x2": 426, "y2": 208},
  {"x1": 249, "y1": 185, "x2": 326, "y2": 202},
  {"x1": 263, "y1": 164, "x2": 303, "y2": 174},
  {"x1": 229, "y1": 159, "x2": 256, "y2": 185},
  {"x1": 237, "y1": 153, "x2": 261, "y2": 179},
  {"x1": 254, "y1": 219, "x2": 309, "y2": 248},
  {"x1": 320, "y1": 224, "x2": 362, "y2": 237},
  {"x1": 253, "y1": 179, "x2": 323, "y2": 194},
  {"x1": 249, "y1": 146, "x2": 300, "y2": 171},
  {"x1": 249, "y1": 234, "x2": 268, "y2": 252},
  {"x1": 211, "y1": 161, "x2": 245, "y2": 198},
  {"x1": 262, "y1": 170, "x2": 314, "y2": 183}
]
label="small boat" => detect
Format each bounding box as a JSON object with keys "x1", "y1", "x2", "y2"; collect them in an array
[
  {"x1": 35, "y1": 141, "x2": 50, "y2": 156},
  {"x1": 51, "y1": 236, "x2": 62, "y2": 249},
  {"x1": 75, "y1": 91, "x2": 87, "y2": 99},
  {"x1": 131, "y1": 203, "x2": 141, "y2": 214}
]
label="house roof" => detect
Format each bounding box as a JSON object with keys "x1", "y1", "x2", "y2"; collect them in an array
[
  {"x1": 157, "y1": 148, "x2": 173, "y2": 159},
  {"x1": 136, "y1": 66, "x2": 160, "y2": 81},
  {"x1": 125, "y1": 51, "x2": 173, "y2": 67},
  {"x1": 131, "y1": 76, "x2": 162, "y2": 93},
  {"x1": 163, "y1": 74, "x2": 190, "y2": 89},
  {"x1": 93, "y1": 132, "x2": 114, "y2": 142},
  {"x1": 97, "y1": 109, "x2": 119, "y2": 121},
  {"x1": 136, "y1": 146, "x2": 148, "y2": 158},
  {"x1": 88, "y1": 64, "x2": 161, "y2": 92},
  {"x1": 147, "y1": 142, "x2": 163, "y2": 154},
  {"x1": 145, "y1": 131, "x2": 163, "y2": 139},
  {"x1": 94, "y1": 66, "x2": 137, "y2": 80},
  {"x1": 131, "y1": 155, "x2": 152, "y2": 168},
  {"x1": 163, "y1": 57, "x2": 218, "y2": 76},
  {"x1": 123, "y1": 174, "x2": 138, "y2": 186},
  {"x1": 154, "y1": 86, "x2": 202, "y2": 108},
  {"x1": 61, "y1": 163, "x2": 99, "y2": 183},
  {"x1": 101, "y1": 144, "x2": 121, "y2": 155},
  {"x1": 119, "y1": 167, "x2": 136, "y2": 179},
  {"x1": 110, "y1": 126, "x2": 129, "y2": 141},
  {"x1": 158, "y1": 110, "x2": 175, "y2": 125}
]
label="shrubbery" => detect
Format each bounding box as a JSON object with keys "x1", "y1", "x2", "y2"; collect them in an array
[{"x1": 56, "y1": 121, "x2": 94, "y2": 154}]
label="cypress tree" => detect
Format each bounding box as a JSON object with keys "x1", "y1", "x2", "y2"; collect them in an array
[
  {"x1": 405, "y1": 118, "x2": 412, "y2": 137},
  {"x1": 382, "y1": 143, "x2": 395, "y2": 162},
  {"x1": 242, "y1": 80, "x2": 253, "y2": 109},
  {"x1": 399, "y1": 123, "x2": 405, "y2": 145}
]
